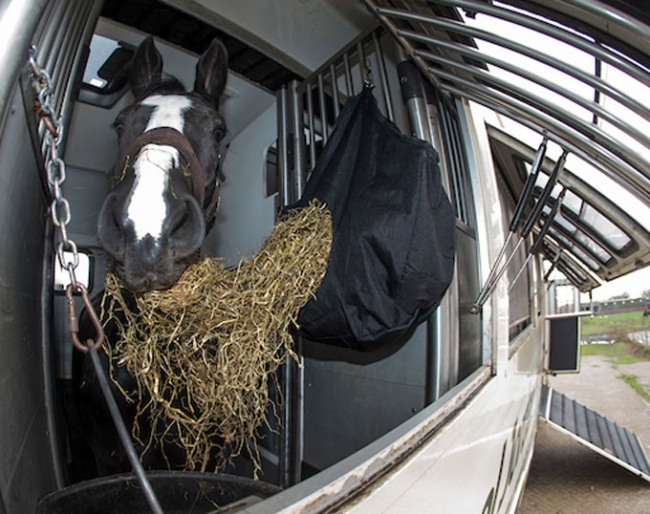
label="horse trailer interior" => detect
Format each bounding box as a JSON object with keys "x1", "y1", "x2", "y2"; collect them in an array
[{"x1": 0, "y1": 1, "x2": 649, "y2": 513}]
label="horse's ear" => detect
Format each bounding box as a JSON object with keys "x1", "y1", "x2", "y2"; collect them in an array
[
  {"x1": 194, "y1": 39, "x2": 228, "y2": 107},
  {"x1": 129, "y1": 36, "x2": 163, "y2": 100}
]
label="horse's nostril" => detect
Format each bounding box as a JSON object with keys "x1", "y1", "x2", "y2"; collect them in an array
[{"x1": 167, "y1": 199, "x2": 205, "y2": 256}]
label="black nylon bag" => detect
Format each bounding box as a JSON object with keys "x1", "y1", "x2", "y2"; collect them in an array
[{"x1": 294, "y1": 88, "x2": 455, "y2": 351}]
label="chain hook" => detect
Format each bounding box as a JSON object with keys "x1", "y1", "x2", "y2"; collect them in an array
[{"x1": 66, "y1": 283, "x2": 104, "y2": 353}]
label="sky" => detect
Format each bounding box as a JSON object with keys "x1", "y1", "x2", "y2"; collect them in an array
[{"x1": 588, "y1": 267, "x2": 650, "y2": 301}]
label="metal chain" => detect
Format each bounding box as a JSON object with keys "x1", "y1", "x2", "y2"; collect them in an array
[
  {"x1": 28, "y1": 51, "x2": 163, "y2": 514},
  {"x1": 28, "y1": 45, "x2": 104, "y2": 353}
]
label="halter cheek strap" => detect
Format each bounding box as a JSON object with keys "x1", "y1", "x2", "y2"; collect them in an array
[{"x1": 119, "y1": 127, "x2": 221, "y2": 226}]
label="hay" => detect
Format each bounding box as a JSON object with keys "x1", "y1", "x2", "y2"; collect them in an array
[{"x1": 101, "y1": 200, "x2": 332, "y2": 475}]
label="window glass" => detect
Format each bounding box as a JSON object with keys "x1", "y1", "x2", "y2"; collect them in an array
[
  {"x1": 580, "y1": 204, "x2": 630, "y2": 250},
  {"x1": 82, "y1": 34, "x2": 133, "y2": 93}
]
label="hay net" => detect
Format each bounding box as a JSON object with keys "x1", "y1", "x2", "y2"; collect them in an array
[{"x1": 100, "y1": 199, "x2": 332, "y2": 475}]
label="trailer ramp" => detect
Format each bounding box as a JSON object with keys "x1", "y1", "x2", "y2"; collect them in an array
[{"x1": 539, "y1": 385, "x2": 650, "y2": 483}]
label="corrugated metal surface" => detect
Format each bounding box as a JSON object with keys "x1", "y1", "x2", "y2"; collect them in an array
[{"x1": 540, "y1": 385, "x2": 650, "y2": 482}]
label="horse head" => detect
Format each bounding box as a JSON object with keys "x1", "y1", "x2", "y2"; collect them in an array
[{"x1": 97, "y1": 36, "x2": 227, "y2": 292}]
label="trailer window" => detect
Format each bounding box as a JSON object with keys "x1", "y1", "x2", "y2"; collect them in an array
[{"x1": 495, "y1": 171, "x2": 532, "y2": 341}]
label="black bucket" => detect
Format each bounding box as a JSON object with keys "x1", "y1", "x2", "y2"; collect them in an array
[{"x1": 37, "y1": 471, "x2": 281, "y2": 514}]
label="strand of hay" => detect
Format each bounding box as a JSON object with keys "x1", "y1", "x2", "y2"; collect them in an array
[{"x1": 101, "y1": 200, "x2": 332, "y2": 475}]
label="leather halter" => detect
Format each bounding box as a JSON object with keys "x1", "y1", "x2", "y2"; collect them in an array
[{"x1": 118, "y1": 126, "x2": 221, "y2": 227}]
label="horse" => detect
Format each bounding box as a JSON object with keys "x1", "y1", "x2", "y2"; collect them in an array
[
  {"x1": 74, "y1": 36, "x2": 229, "y2": 477},
  {"x1": 97, "y1": 35, "x2": 227, "y2": 293}
]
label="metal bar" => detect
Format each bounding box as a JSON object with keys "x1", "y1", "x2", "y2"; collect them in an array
[
  {"x1": 444, "y1": 82, "x2": 650, "y2": 204},
  {"x1": 487, "y1": 153, "x2": 568, "y2": 297},
  {"x1": 283, "y1": 81, "x2": 304, "y2": 485},
  {"x1": 289, "y1": 80, "x2": 306, "y2": 198},
  {"x1": 317, "y1": 73, "x2": 328, "y2": 143},
  {"x1": 472, "y1": 136, "x2": 548, "y2": 311},
  {"x1": 0, "y1": 0, "x2": 49, "y2": 129},
  {"x1": 280, "y1": 82, "x2": 304, "y2": 487},
  {"x1": 297, "y1": 28, "x2": 377, "y2": 95},
  {"x1": 439, "y1": 80, "x2": 650, "y2": 204},
  {"x1": 563, "y1": 0, "x2": 650, "y2": 43},
  {"x1": 397, "y1": 60, "x2": 431, "y2": 142},
  {"x1": 509, "y1": 188, "x2": 567, "y2": 290},
  {"x1": 429, "y1": 0, "x2": 650, "y2": 88},
  {"x1": 329, "y1": 63, "x2": 340, "y2": 119},
  {"x1": 593, "y1": 57, "x2": 602, "y2": 125},
  {"x1": 372, "y1": 31, "x2": 394, "y2": 122},
  {"x1": 43, "y1": 0, "x2": 76, "y2": 84},
  {"x1": 470, "y1": 146, "x2": 569, "y2": 314},
  {"x1": 510, "y1": 135, "x2": 548, "y2": 233},
  {"x1": 543, "y1": 249, "x2": 563, "y2": 281},
  {"x1": 410, "y1": 41, "x2": 650, "y2": 150},
  {"x1": 276, "y1": 86, "x2": 291, "y2": 207},
  {"x1": 472, "y1": 236, "x2": 525, "y2": 313},
  {"x1": 420, "y1": 60, "x2": 649, "y2": 177},
  {"x1": 49, "y1": 0, "x2": 93, "y2": 151},
  {"x1": 392, "y1": 15, "x2": 649, "y2": 122},
  {"x1": 398, "y1": 57, "x2": 457, "y2": 395},
  {"x1": 87, "y1": 344, "x2": 164, "y2": 514},
  {"x1": 343, "y1": 51, "x2": 354, "y2": 96},
  {"x1": 356, "y1": 41, "x2": 367, "y2": 86},
  {"x1": 306, "y1": 85, "x2": 316, "y2": 171},
  {"x1": 521, "y1": 150, "x2": 569, "y2": 238},
  {"x1": 361, "y1": 0, "x2": 445, "y2": 91}
]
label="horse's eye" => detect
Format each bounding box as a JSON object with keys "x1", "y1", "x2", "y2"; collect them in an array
[
  {"x1": 113, "y1": 122, "x2": 125, "y2": 137},
  {"x1": 213, "y1": 126, "x2": 225, "y2": 141}
]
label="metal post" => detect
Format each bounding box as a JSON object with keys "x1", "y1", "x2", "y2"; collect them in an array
[
  {"x1": 277, "y1": 81, "x2": 306, "y2": 487},
  {"x1": 398, "y1": 59, "x2": 457, "y2": 397}
]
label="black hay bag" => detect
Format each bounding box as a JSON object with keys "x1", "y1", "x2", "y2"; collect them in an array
[{"x1": 294, "y1": 87, "x2": 455, "y2": 351}]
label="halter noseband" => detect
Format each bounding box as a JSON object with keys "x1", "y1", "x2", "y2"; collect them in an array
[{"x1": 118, "y1": 126, "x2": 221, "y2": 227}]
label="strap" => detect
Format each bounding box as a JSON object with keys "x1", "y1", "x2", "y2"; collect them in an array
[{"x1": 119, "y1": 127, "x2": 216, "y2": 215}]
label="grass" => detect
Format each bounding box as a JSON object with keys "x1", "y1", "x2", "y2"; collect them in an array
[
  {"x1": 581, "y1": 309, "x2": 649, "y2": 337},
  {"x1": 581, "y1": 342, "x2": 645, "y2": 365},
  {"x1": 617, "y1": 373, "x2": 650, "y2": 403},
  {"x1": 581, "y1": 337, "x2": 650, "y2": 403}
]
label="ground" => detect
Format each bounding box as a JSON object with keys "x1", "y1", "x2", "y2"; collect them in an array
[{"x1": 517, "y1": 353, "x2": 650, "y2": 513}]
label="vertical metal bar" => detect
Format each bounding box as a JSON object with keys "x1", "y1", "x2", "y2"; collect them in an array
[
  {"x1": 279, "y1": 81, "x2": 306, "y2": 487},
  {"x1": 329, "y1": 63, "x2": 340, "y2": 119},
  {"x1": 276, "y1": 85, "x2": 291, "y2": 208},
  {"x1": 289, "y1": 80, "x2": 306, "y2": 198},
  {"x1": 291, "y1": 80, "x2": 306, "y2": 483},
  {"x1": 317, "y1": 73, "x2": 328, "y2": 143},
  {"x1": 356, "y1": 41, "x2": 367, "y2": 86},
  {"x1": 306, "y1": 84, "x2": 316, "y2": 171},
  {"x1": 277, "y1": 84, "x2": 291, "y2": 488},
  {"x1": 43, "y1": 0, "x2": 76, "y2": 81},
  {"x1": 398, "y1": 58, "x2": 458, "y2": 397},
  {"x1": 343, "y1": 51, "x2": 354, "y2": 96},
  {"x1": 372, "y1": 31, "x2": 394, "y2": 122},
  {"x1": 0, "y1": 0, "x2": 50, "y2": 130},
  {"x1": 398, "y1": 60, "x2": 430, "y2": 142}
]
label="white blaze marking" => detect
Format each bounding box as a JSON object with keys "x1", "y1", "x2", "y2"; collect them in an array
[{"x1": 126, "y1": 95, "x2": 192, "y2": 241}]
